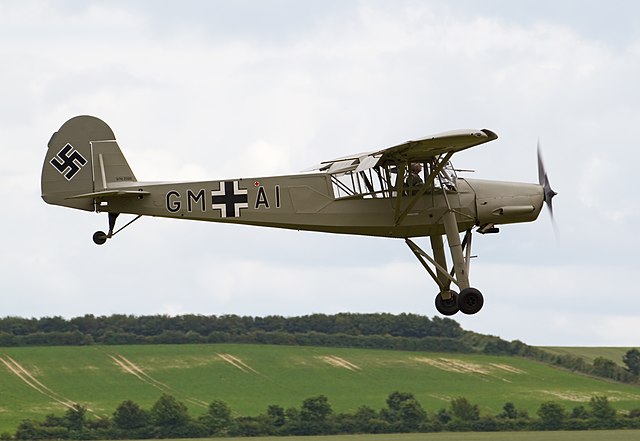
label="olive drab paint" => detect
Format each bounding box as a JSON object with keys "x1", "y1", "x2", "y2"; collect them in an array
[{"x1": 42, "y1": 115, "x2": 554, "y2": 316}]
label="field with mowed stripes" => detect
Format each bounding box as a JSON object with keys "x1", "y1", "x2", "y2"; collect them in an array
[{"x1": 1, "y1": 344, "x2": 640, "y2": 433}]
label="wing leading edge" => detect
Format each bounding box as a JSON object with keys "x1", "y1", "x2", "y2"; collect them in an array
[
  {"x1": 306, "y1": 129, "x2": 498, "y2": 174},
  {"x1": 377, "y1": 128, "x2": 498, "y2": 163}
]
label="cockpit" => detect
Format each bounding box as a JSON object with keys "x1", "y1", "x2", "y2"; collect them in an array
[{"x1": 330, "y1": 159, "x2": 458, "y2": 200}]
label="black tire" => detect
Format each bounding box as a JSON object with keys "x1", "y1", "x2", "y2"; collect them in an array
[
  {"x1": 93, "y1": 231, "x2": 107, "y2": 245},
  {"x1": 435, "y1": 291, "x2": 459, "y2": 316},
  {"x1": 458, "y1": 287, "x2": 484, "y2": 315}
]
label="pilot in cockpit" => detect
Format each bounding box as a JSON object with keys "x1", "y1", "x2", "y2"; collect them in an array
[{"x1": 405, "y1": 163, "x2": 424, "y2": 195}]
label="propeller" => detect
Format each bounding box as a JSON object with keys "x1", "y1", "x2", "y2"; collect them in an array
[{"x1": 537, "y1": 141, "x2": 557, "y2": 220}]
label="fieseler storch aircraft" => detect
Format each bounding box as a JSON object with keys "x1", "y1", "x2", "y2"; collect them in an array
[{"x1": 41, "y1": 115, "x2": 556, "y2": 316}]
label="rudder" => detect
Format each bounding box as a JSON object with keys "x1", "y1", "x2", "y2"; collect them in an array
[{"x1": 41, "y1": 115, "x2": 136, "y2": 211}]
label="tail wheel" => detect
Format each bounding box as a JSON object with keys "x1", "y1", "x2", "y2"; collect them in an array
[
  {"x1": 458, "y1": 287, "x2": 484, "y2": 315},
  {"x1": 92, "y1": 231, "x2": 108, "y2": 245},
  {"x1": 435, "y1": 291, "x2": 459, "y2": 316}
]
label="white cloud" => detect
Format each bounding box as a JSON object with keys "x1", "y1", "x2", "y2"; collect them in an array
[{"x1": 1, "y1": 0, "x2": 640, "y2": 346}]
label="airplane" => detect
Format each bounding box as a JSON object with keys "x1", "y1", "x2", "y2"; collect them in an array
[{"x1": 41, "y1": 115, "x2": 556, "y2": 316}]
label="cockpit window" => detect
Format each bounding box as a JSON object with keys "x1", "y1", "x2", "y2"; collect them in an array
[
  {"x1": 331, "y1": 166, "x2": 392, "y2": 199},
  {"x1": 438, "y1": 161, "x2": 458, "y2": 190},
  {"x1": 330, "y1": 160, "x2": 457, "y2": 199}
]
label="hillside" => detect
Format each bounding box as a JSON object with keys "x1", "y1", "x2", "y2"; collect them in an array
[
  {"x1": 541, "y1": 347, "x2": 632, "y2": 367},
  {"x1": 2, "y1": 343, "x2": 640, "y2": 433}
]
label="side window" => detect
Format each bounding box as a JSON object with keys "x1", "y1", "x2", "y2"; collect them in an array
[{"x1": 331, "y1": 166, "x2": 394, "y2": 199}]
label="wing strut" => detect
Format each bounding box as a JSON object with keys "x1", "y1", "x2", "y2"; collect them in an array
[{"x1": 394, "y1": 151, "x2": 454, "y2": 226}]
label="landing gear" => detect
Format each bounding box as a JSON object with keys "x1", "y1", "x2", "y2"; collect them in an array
[
  {"x1": 435, "y1": 291, "x2": 459, "y2": 316},
  {"x1": 92, "y1": 212, "x2": 142, "y2": 245},
  {"x1": 458, "y1": 287, "x2": 484, "y2": 315},
  {"x1": 434, "y1": 288, "x2": 483, "y2": 315},
  {"x1": 93, "y1": 231, "x2": 108, "y2": 245},
  {"x1": 406, "y1": 226, "x2": 485, "y2": 315}
]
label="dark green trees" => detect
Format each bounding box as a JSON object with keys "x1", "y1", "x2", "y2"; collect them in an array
[
  {"x1": 200, "y1": 400, "x2": 233, "y2": 435},
  {"x1": 450, "y1": 397, "x2": 480, "y2": 421},
  {"x1": 537, "y1": 402, "x2": 566, "y2": 430},
  {"x1": 623, "y1": 349, "x2": 640, "y2": 377},
  {"x1": 381, "y1": 391, "x2": 427, "y2": 432},
  {"x1": 113, "y1": 400, "x2": 149, "y2": 431},
  {"x1": 298, "y1": 395, "x2": 334, "y2": 434},
  {"x1": 13, "y1": 392, "x2": 640, "y2": 438}
]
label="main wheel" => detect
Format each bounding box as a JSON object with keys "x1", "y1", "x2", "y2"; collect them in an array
[
  {"x1": 458, "y1": 287, "x2": 484, "y2": 315},
  {"x1": 435, "y1": 291, "x2": 459, "y2": 316},
  {"x1": 93, "y1": 231, "x2": 108, "y2": 245}
]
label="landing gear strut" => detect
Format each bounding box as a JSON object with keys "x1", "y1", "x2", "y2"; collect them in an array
[
  {"x1": 93, "y1": 212, "x2": 142, "y2": 245},
  {"x1": 406, "y1": 226, "x2": 484, "y2": 316}
]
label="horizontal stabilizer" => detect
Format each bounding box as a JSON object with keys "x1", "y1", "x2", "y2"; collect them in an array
[{"x1": 65, "y1": 189, "x2": 150, "y2": 200}]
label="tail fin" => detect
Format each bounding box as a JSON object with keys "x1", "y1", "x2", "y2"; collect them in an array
[{"x1": 41, "y1": 115, "x2": 136, "y2": 211}]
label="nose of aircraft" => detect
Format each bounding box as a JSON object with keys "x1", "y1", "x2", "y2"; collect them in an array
[
  {"x1": 538, "y1": 144, "x2": 557, "y2": 220},
  {"x1": 466, "y1": 178, "x2": 545, "y2": 226}
]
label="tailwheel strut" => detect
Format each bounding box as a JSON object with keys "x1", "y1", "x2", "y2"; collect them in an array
[{"x1": 93, "y1": 213, "x2": 142, "y2": 245}]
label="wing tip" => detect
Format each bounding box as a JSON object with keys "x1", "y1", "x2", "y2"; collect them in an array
[{"x1": 481, "y1": 129, "x2": 498, "y2": 141}]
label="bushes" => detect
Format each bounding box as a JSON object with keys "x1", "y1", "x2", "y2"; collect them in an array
[{"x1": 12, "y1": 393, "x2": 640, "y2": 439}]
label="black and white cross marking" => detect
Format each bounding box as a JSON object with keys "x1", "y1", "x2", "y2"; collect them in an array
[
  {"x1": 50, "y1": 143, "x2": 87, "y2": 180},
  {"x1": 211, "y1": 181, "x2": 248, "y2": 218}
]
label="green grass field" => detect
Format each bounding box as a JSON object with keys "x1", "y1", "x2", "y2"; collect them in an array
[
  {"x1": 1, "y1": 344, "x2": 640, "y2": 433},
  {"x1": 160, "y1": 431, "x2": 640, "y2": 441},
  {"x1": 542, "y1": 347, "x2": 633, "y2": 367}
]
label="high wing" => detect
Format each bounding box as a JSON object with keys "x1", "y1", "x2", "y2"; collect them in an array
[
  {"x1": 306, "y1": 129, "x2": 498, "y2": 174},
  {"x1": 375, "y1": 128, "x2": 498, "y2": 164}
]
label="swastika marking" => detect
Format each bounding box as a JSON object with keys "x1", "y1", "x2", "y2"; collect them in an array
[{"x1": 50, "y1": 143, "x2": 87, "y2": 180}]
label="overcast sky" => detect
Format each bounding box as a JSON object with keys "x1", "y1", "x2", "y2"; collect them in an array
[{"x1": 2, "y1": 0, "x2": 639, "y2": 346}]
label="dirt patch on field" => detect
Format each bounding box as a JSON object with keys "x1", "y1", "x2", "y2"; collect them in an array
[
  {"x1": 541, "y1": 390, "x2": 640, "y2": 402},
  {"x1": 0, "y1": 355, "x2": 74, "y2": 409},
  {"x1": 146, "y1": 355, "x2": 219, "y2": 370},
  {"x1": 109, "y1": 353, "x2": 207, "y2": 408},
  {"x1": 80, "y1": 365, "x2": 100, "y2": 371},
  {"x1": 540, "y1": 390, "x2": 599, "y2": 402},
  {"x1": 110, "y1": 354, "x2": 173, "y2": 388},
  {"x1": 0, "y1": 356, "x2": 62, "y2": 398},
  {"x1": 489, "y1": 363, "x2": 526, "y2": 374},
  {"x1": 0, "y1": 354, "x2": 104, "y2": 417},
  {"x1": 217, "y1": 353, "x2": 260, "y2": 374},
  {"x1": 317, "y1": 355, "x2": 361, "y2": 371},
  {"x1": 412, "y1": 358, "x2": 526, "y2": 378},
  {"x1": 413, "y1": 357, "x2": 491, "y2": 374},
  {"x1": 607, "y1": 391, "x2": 640, "y2": 401}
]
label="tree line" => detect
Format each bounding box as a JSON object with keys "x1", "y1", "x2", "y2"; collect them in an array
[
  {"x1": 0, "y1": 313, "x2": 463, "y2": 340},
  {"x1": 0, "y1": 313, "x2": 638, "y2": 384},
  {"x1": 7, "y1": 392, "x2": 640, "y2": 440}
]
